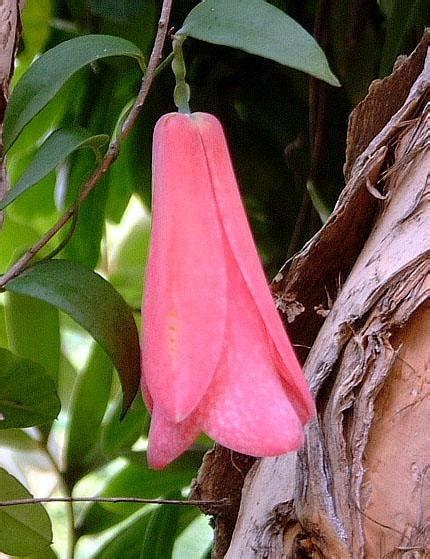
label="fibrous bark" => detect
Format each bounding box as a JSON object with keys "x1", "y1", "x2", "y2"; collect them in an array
[
  {"x1": 0, "y1": 0, "x2": 24, "y2": 219},
  {"x1": 192, "y1": 31, "x2": 430, "y2": 559}
]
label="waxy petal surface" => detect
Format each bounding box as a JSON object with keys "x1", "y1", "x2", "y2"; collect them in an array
[
  {"x1": 142, "y1": 113, "x2": 227, "y2": 421},
  {"x1": 193, "y1": 113, "x2": 314, "y2": 423},
  {"x1": 199, "y1": 247, "x2": 304, "y2": 456},
  {"x1": 147, "y1": 405, "x2": 200, "y2": 470}
]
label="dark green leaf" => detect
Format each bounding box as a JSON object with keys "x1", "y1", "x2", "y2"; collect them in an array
[
  {"x1": 140, "y1": 491, "x2": 182, "y2": 559},
  {"x1": 0, "y1": 305, "x2": 7, "y2": 348},
  {"x1": 0, "y1": 468, "x2": 53, "y2": 556},
  {"x1": 65, "y1": 343, "x2": 113, "y2": 478},
  {"x1": 179, "y1": 0, "x2": 340, "y2": 86},
  {"x1": 5, "y1": 292, "x2": 60, "y2": 382},
  {"x1": 6, "y1": 260, "x2": 140, "y2": 412},
  {"x1": 0, "y1": 348, "x2": 60, "y2": 428},
  {"x1": 0, "y1": 129, "x2": 108, "y2": 210},
  {"x1": 379, "y1": 0, "x2": 427, "y2": 76},
  {"x1": 4, "y1": 34, "x2": 144, "y2": 149},
  {"x1": 87, "y1": 0, "x2": 142, "y2": 21},
  {"x1": 77, "y1": 501, "x2": 124, "y2": 534}
]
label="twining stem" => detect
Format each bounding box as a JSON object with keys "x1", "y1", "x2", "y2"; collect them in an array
[
  {"x1": 0, "y1": 496, "x2": 230, "y2": 507},
  {"x1": 0, "y1": 0, "x2": 174, "y2": 289}
]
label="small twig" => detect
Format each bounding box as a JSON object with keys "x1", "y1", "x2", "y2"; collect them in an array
[
  {"x1": 0, "y1": 496, "x2": 230, "y2": 508},
  {"x1": 39, "y1": 437, "x2": 76, "y2": 559},
  {"x1": 0, "y1": 0, "x2": 173, "y2": 289}
]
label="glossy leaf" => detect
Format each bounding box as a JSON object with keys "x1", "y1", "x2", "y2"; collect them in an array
[
  {"x1": 0, "y1": 468, "x2": 52, "y2": 556},
  {"x1": 5, "y1": 260, "x2": 140, "y2": 412},
  {"x1": 0, "y1": 348, "x2": 60, "y2": 428},
  {"x1": 0, "y1": 129, "x2": 108, "y2": 210},
  {"x1": 4, "y1": 34, "x2": 144, "y2": 149},
  {"x1": 65, "y1": 343, "x2": 113, "y2": 477},
  {"x1": 178, "y1": 0, "x2": 340, "y2": 86}
]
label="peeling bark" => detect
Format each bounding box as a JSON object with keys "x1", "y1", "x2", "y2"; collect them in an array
[
  {"x1": 0, "y1": 0, "x2": 23, "y2": 220},
  {"x1": 192, "y1": 31, "x2": 430, "y2": 558}
]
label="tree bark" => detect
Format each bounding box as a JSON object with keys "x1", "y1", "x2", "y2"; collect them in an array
[
  {"x1": 191, "y1": 31, "x2": 430, "y2": 558},
  {"x1": 0, "y1": 0, "x2": 24, "y2": 221}
]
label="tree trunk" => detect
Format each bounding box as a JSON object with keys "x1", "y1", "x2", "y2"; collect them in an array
[{"x1": 191, "y1": 31, "x2": 430, "y2": 558}]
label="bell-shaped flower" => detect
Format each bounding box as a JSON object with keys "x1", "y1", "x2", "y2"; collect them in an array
[{"x1": 142, "y1": 112, "x2": 314, "y2": 469}]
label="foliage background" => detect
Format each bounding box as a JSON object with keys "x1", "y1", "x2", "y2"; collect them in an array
[{"x1": 0, "y1": 0, "x2": 426, "y2": 557}]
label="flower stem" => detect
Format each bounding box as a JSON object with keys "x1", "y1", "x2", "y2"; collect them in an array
[{"x1": 172, "y1": 35, "x2": 191, "y2": 114}]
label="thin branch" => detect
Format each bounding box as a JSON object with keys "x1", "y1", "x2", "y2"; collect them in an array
[
  {"x1": 40, "y1": 439, "x2": 76, "y2": 559},
  {"x1": 0, "y1": 496, "x2": 230, "y2": 508},
  {"x1": 0, "y1": 0, "x2": 173, "y2": 289}
]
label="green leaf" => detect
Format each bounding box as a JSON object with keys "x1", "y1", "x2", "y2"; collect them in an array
[
  {"x1": 20, "y1": 0, "x2": 52, "y2": 64},
  {"x1": 92, "y1": 507, "x2": 152, "y2": 559},
  {"x1": 4, "y1": 34, "x2": 144, "y2": 149},
  {"x1": 6, "y1": 260, "x2": 140, "y2": 412},
  {"x1": 0, "y1": 428, "x2": 40, "y2": 452},
  {"x1": 87, "y1": 0, "x2": 142, "y2": 21},
  {"x1": 0, "y1": 348, "x2": 60, "y2": 428},
  {"x1": 77, "y1": 500, "x2": 124, "y2": 534},
  {"x1": 99, "y1": 456, "x2": 200, "y2": 516},
  {"x1": 101, "y1": 394, "x2": 148, "y2": 458},
  {"x1": 5, "y1": 292, "x2": 60, "y2": 382},
  {"x1": 0, "y1": 129, "x2": 108, "y2": 210},
  {"x1": 0, "y1": 468, "x2": 53, "y2": 556},
  {"x1": 0, "y1": 305, "x2": 7, "y2": 348},
  {"x1": 65, "y1": 343, "x2": 113, "y2": 478},
  {"x1": 173, "y1": 513, "x2": 213, "y2": 559},
  {"x1": 379, "y1": 0, "x2": 427, "y2": 77},
  {"x1": 108, "y1": 213, "x2": 150, "y2": 309},
  {"x1": 178, "y1": 0, "x2": 340, "y2": 86},
  {"x1": 140, "y1": 491, "x2": 182, "y2": 559},
  {"x1": 0, "y1": 219, "x2": 39, "y2": 272}
]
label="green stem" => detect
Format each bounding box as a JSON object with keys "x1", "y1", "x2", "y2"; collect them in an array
[{"x1": 171, "y1": 35, "x2": 190, "y2": 113}]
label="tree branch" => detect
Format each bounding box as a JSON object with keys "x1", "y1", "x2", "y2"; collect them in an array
[
  {"x1": 0, "y1": 0, "x2": 174, "y2": 288},
  {"x1": 0, "y1": 496, "x2": 230, "y2": 508}
]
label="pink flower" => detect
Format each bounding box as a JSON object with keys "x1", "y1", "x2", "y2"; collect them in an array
[{"x1": 142, "y1": 112, "x2": 314, "y2": 469}]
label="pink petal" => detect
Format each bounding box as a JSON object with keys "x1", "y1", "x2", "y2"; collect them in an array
[
  {"x1": 142, "y1": 113, "x2": 227, "y2": 422},
  {"x1": 199, "y1": 246, "x2": 304, "y2": 457},
  {"x1": 147, "y1": 405, "x2": 200, "y2": 470},
  {"x1": 193, "y1": 113, "x2": 314, "y2": 424}
]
